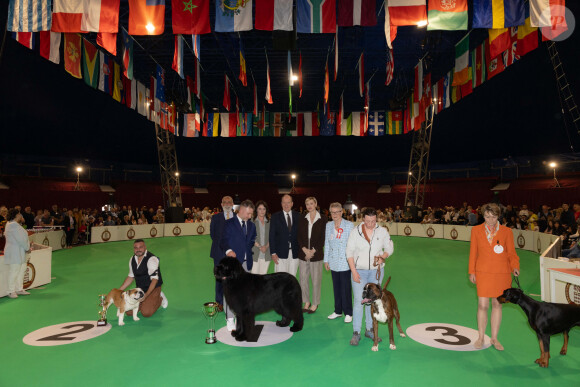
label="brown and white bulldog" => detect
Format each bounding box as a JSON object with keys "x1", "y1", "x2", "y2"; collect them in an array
[
  {"x1": 104, "y1": 288, "x2": 145, "y2": 326},
  {"x1": 361, "y1": 277, "x2": 405, "y2": 351}
]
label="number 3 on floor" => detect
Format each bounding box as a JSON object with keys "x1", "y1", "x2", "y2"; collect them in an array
[
  {"x1": 406, "y1": 323, "x2": 491, "y2": 351},
  {"x1": 23, "y1": 321, "x2": 111, "y2": 346}
]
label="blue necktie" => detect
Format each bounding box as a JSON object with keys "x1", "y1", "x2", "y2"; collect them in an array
[{"x1": 242, "y1": 220, "x2": 247, "y2": 235}]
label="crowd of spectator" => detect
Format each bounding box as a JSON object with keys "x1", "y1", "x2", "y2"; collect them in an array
[{"x1": 1, "y1": 202, "x2": 579, "y2": 249}]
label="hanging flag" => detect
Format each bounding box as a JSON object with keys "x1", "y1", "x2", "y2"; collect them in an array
[
  {"x1": 192, "y1": 34, "x2": 201, "y2": 61},
  {"x1": 452, "y1": 34, "x2": 470, "y2": 86},
  {"x1": 40, "y1": 31, "x2": 61, "y2": 63},
  {"x1": 517, "y1": 14, "x2": 539, "y2": 56},
  {"x1": 404, "y1": 95, "x2": 412, "y2": 133},
  {"x1": 112, "y1": 61, "x2": 122, "y2": 102},
  {"x1": 183, "y1": 113, "x2": 200, "y2": 137},
  {"x1": 223, "y1": 75, "x2": 231, "y2": 111},
  {"x1": 324, "y1": 59, "x2": 330, "y2": 103},
  {"x1": 337, "y1": 0, "x2": 377, "y2": 27},
  {"x1": 82, "y1": 38, "x2": 98, "y2": 88},
  {"x1": 413, "y1": 59, "x2": 423, "y2": 102},
  {"x1": 255, "y1": 0, "x2": 293, "y2": 31},
  {"x1": 239, "y1": 39, "x2": 247, "y2": 86},
  {"x1": 349, "y1": 112, "x2": 367, "y2": 136},
  {"x1": 7, "y1": 0, "x2": 52, "y2": 32},
  {"x1": 265, "y1": 54, "x2": 273, "y2": 104},
  {"x1": 172, "y1": 0, "x2": 210, "y2": 34},
  {"x1": 385, "y1": 49, "x2": 394, "y2": 86},
  {"x1": 334, "y1": 30, "x2": 338, "y2": 81},
  {"x1": 194, "y1": 57, "x2": 201, "y2": 97},
  {"x1": 459, "y1": 79, "x2": 473, "y2": 98},
  {"x1": 298, "y1": 52, "x2": 303, "y2": 98},
  {"x1": 427, "y1": 0, "x2": 468, "y2": 30},
  {"x1": 288, "y1": 51, "x2": 293, "y2": 114},
  {"x1": 270, "y1": 113, "x2": 284, "y2": 136},
  {"x1": 98, "y1": 51, "x2": 113, "y2": 94},
  {"x1": 320, "y1": 110, "x2": 335, "y2": 136},
  {"x1": 122, "y1": 76, "x2": 136, "y2": 108},
  {"x1": 531, "y1": 0, "x2": 565, "y2": 27},
  {"x1": 215, "y1": 0, "x2": 252, "y2": 32},
  {"x1": 155, "y1": 64, "x2": 165, "y2": 104},
  {"x1": 472, "y1": 0, "x2": 525, "y2": 28},
  {"x1": 389, "y1": 0, "x2": 427, "y2": 26},
  {"x1": 488, "y1": 27, "x2": 510, "y2": 58},
  {"x1": 540, "y1": 1, "x2": 567, "y2": 41},
  {"x1": 502, "y1": 27, "x2": 519, "y2": 67},
  {"x1": 364, "y1": 80, "x2": 370, "y2": 127},
  {"x1": 358, "y1": 53, "x2": 364, "y2": 97},
  {"x1": 367, "y1": 111, "x2": 385, "y2": 136},
  {"x1": 51, "y1": 0, "x2": 84, "y2": 32},
  {"x1": 81, "y1": 0, "x2": 120, "y2": 33},
  {"x1": 443, "y1": 70, "x2": 451, "y2": 108},
  {"x1": 172, "y1": 35, "x2": 184, "y2": 79},
  {"x1": 136, "y1": 81, "x2": 147, "y2": 116},
  {"x1": 63, "y1": 33, "x2": 82, "y2": 79},
  {"x1": 122, "y1": 29, "x2": 133, "y2": 79},
  {"x1": 432, "y1": 78, "x2": 442, "y2": 113},
  {"x1": 96, "y1": 32, "x2": 116, "y2": 55},
  {"x1": 186, "y1": 75, "x2": 194, "y2": 110},
  {"x1": 386, "y1": 111, "x2": 403, "y2": 135},
  {"x1": 297, "y1": 112, "x2": 320, "y2": 136},
  {"x1": 128, "y1": 0, "x2": 165, "y2": 35},
  {"x1": 253, "y1": 82, "x2": 258, "y2": 115},
  {"x1": 384, "y1": 3, "x2": 397, "y2": 49},
  {"x1": 422, "y1": 72, "x2": 431, "y2": 109},
  {"x1": 296, "y1": 0, "x2": 336, "y2": 33},
  {"x1": 336, "y1": 93, "x2": 343, "y2": 135},
  {"x1": 12, "y1": 32, "x2": 35, "y2": 49},
  {"x1": 471, "y1": 43, "x2": 486, "y2": 88},
  {"x1": 237, "y1": 112, "x2": 253, "y2": 136},
  {"x1": 203, "y1": 113, "x2": 219, "y2": 137}
]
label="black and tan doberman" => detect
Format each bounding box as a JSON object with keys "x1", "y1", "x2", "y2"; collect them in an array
[{"x1": 498, "y1": 288, "x2": 580, "y2": 368}]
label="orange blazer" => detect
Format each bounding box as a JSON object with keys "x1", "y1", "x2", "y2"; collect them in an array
[{"x1": 468, "y1": 224, "x2": 519, "y2": 275}]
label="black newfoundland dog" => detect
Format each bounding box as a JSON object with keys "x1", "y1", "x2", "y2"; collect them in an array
[{"x1": 214, "y1": 257, "x2": 304, "y2": 341}]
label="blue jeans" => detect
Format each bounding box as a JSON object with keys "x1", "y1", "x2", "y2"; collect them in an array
[{"x1": 352, "y1": 269, "x2": 384, "y2": 333}]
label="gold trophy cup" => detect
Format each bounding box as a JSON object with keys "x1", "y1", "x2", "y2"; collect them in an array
[
  {"x1": 97, "y1": 294, "x2": 108, "y2": 327},
  {"x1": 202, "y1": 302, "x2": 220, "y2": 344}
]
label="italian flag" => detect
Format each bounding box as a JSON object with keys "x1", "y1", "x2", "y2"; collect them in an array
[{"x1": 452, "y1": 33, "x2": 470, "y2": 86}]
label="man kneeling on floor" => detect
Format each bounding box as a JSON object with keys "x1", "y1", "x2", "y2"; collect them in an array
[{"x1": 119, "y1": 239, "x2": 168, "y2": 318}]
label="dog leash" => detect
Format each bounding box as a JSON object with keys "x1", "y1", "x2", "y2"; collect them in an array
[{"x1": 512, "y1": 275, "x2": 522, "y2": 290}]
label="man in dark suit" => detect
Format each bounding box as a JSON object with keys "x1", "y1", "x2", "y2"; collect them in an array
[
  {"x1": 269, "y1": 194, "x2": 301, "y2": 277},
  {"x1": 210, "y1": 196, "x2": 234, "y2": 310},
  {"x1": 219, "y1": 199, "x2": 256, "y2": 330}
]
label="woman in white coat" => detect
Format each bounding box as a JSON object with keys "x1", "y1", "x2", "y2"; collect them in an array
[{"x1": 4, "y1": 209, "x2": 31, "y2": 299}]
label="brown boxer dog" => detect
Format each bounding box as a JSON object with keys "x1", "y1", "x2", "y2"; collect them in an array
[{"x1": 361, "y1": 277, "x2": 405, "y2": 351}]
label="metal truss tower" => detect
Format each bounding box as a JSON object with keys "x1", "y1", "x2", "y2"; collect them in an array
[
  {"x1": 547, "y1": 41, "x2": 580, "y2": 134},
  {"x1": 404, "y1": 104, "x2": 435, "y2": 209},
  {"x1": 155, "y1": 123, "x2": 183, "y2": 208}
]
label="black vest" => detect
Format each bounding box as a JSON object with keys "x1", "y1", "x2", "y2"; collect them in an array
[{"x1": 131, "y1": 251, "x2": 163, "y2": 290}]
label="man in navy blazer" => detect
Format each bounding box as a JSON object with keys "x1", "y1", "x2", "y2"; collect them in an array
[
  {"x1": 210, "y1": 196, "x2": 234, "y2": 309},
  {"x1": 269, "y1": 194, "x2": 301, "y2": 277},
  {"x1": 219, "y1": 199, "x2": 257, "y2": 329}
]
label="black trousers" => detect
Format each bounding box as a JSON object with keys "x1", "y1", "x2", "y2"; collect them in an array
[
  {"x1": 65, "y1": 229, "x2": 75, "y2": 246},
  {"x1": 331, "y1": 269, "x2": 353, "y2": 316}
]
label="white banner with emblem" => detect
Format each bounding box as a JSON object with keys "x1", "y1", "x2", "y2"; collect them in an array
[
  {"x1": 442, "y1": 225, "x2": 472, "y2": 242},
  {"x1": 28, "y1": 230, "x2": 66, "y2": 251},
  {"x1": 91, "y1": 222, "x2": 212, "y2": 243}
]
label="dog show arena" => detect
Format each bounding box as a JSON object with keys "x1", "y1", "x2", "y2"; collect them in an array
[{"x1": 1, "y1": 235, "x2": 579, "y2": 386}]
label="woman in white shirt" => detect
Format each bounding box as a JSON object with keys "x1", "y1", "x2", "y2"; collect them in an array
[{"x1": 4, "y1": 209, "x2": 32, "y2": 299}]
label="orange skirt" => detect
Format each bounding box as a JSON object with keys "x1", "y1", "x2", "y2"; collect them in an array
[{"x1": 475, "y1": 272, "x2": 512, "y2": 298}]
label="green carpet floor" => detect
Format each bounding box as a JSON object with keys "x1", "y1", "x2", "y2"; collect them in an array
[{"x1": 1, "y1": 236, "x2": 578, "y2": 386}]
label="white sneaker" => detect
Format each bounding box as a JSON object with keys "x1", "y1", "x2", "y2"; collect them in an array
[
  {"x1": 226, "y1": 318, "x2": 236, "y2": 332},
  {"x1": 8, "y1": 293, "x2": 18, "y2": 299},
  {"x1": 160, "y1": 291, "x2": 168, "y2": 308},
  {"x1": 344, "y1": 315, "x2": 352, "y2": 323},
  {"x1": 328, "y1": 312, "x2": 342, "y2": 320},
  {"x1": 16, "y1": 290, "x2": 31, "y2": 295}
]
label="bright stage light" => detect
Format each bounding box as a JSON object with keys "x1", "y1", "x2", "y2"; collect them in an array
[
  {"x1": 175, "y1": 172, "x2": 180, "y2": 177},
  {"x1": 549, "y1": 162, "x2": 557, "y2": 168},
  {"x1": 291, "y1": 75, "x2": 298, "y2": 81},
  {"x1": 146, "y1": 23, "x2": 155, "y2": 33},
  {"x1": 291, "y1": 174, "x2": 296, "y2": 180},
  {"x1": 417, "y1": 20, "x2": 428, "y2": 27},
  {"x1": 76, "y1": 166, "x2": 83, "y2": 173}
]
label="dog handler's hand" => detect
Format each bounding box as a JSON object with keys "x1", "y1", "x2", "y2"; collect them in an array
[
  {"x1": 272, "y1": 254, "x2": 279, "y2": 264},
  {"x1": 469, "y1": 274, "x2": 476, "y2": 284},
  {"x1": 513, "y1": 268, "x2": 520, "y2": 277},
  {"x1": 227, "y1": 251, "x2": 236, "y2": 257},
  {"x1": 352, "y1": 270, "x2": 361, "y2": 283}
]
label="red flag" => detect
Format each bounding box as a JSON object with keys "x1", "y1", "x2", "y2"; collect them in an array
[
  {"x1": 82, "y1": 0, "x2": 120, "y2": 33},
  {"x1": 40, "y1": 31, "x2": 61, "y2": 64},
  {"x1": 51, "y1": 0, "x2": 85, "y2": 32},
  {"x1": 485, "y1": 39, "x2": 505, "y2": 80},
  {"x1": 324, "y1": 60, "x2": 329, "y2": 103},
  {"x1": 517, "y1": 17, "x2": 539, "y2": 56},
  {"x1": 334, "y1": 30, "x2": 338, "y2": 81},
  {"x1": 128, "y1": 0, "x2": 165, "y2": 35},
  {"x1": 298, "y1": 52, "x2": 303, "y2": 98},
  {"x1": 171, "y1": 0, "x2": 210, "y2": 34},
  {"x1": 413, "y1": 59, "x2": 423, "y2": 102},
  {"x1": 64, "y1": 33, "x2": 82, "y2": 79},
  {"x1": 265, "y1": 54, "x2": 273, "y2": 104},
  {"x1": 337, "y1": 93, "x2": 343, "y2": 135},
  {"x1": 223, "y1": 75, "x2": 231, "y2": 111},
  {"x1": 253, "y1": 82, "x2": 258, "y2": 115},
  {"x1": 337, "y1": 0, "x2": 377, "y2": 27},
  {"x1": 97, "y1": 32, "x2": 116, "y2": 55},
  {"x1": 194, "y1": 57, "x2": 201, "y2": 97},
  {"x1": 488, "y1": 28, "x2": 511, "y2": 59},
  {"x1": 13, "y1": 32, "x2": 34, "y2": 49}
]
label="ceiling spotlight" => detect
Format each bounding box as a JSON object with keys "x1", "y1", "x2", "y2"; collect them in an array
[
  {"x1": 549, "y1": 162, "x2": 557, "y2": 168},
  {"x1": 175, "y1": 172, "x2": 180, "y2": 177},
  {"x1": 76, "y1": 166, "x2": 83, "y2": 173},
  {"x1": 291, "y1": 174, "x2": 296, "y2": 180},
  {"x1": 146, "y1": 23, "x2": 155, "y2": 33},
  {"x1": 417, "y1": 20, "x2": 428, "y2": 27},
  {"x1": 291, "y1": 75, "x2": 298, "y2": 81}
]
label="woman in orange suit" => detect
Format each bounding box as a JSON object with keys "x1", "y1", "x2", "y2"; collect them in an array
[{"x1": 469, "y1": 203, "x2": 520, "y2": 351}]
